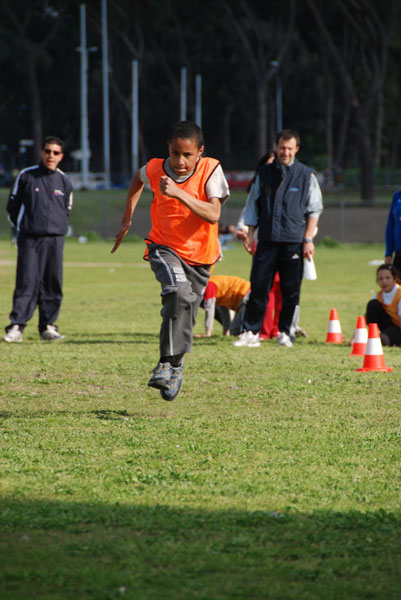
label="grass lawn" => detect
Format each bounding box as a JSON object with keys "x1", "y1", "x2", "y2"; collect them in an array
[{"x1": 0, "y1": 238, "x2": 400, "y2": 599}]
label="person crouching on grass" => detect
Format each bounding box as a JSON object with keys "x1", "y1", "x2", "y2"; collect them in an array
[
  {"x1": 111, "y1": 121, "x2": 229, "y2": 401},
  {"x1": 366, "y1": 263, "x2": 401, "y2": 347}
]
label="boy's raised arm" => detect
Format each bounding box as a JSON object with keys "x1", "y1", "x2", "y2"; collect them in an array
[{"x1": 111, "y1": 170, "x2": 145, "y2": 253}]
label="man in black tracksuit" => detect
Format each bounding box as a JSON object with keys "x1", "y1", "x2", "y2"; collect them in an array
[{"x1": 2, "y1": 136, "x2": 73, "y2": 343}]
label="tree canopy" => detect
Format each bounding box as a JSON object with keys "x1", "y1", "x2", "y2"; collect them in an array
[{"x1": 0, "y1": 0, "x2": 400, "y2": 201}]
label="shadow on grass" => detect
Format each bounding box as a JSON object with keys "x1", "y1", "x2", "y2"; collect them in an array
[
  {"x1": 302, "y1": 340, "x2": 351, "y2": 347},
  {"x1": 63, "y1": 332, "x2": 159, "y2": 345},
  {"x1": 17, "y1": 333, "x2": 159, "y2": 345},
  {"x1": 0, "y1": 497, "x2": 400, "y2": 599},
  {"x1": 92, "y1": 409, "x2": 129, "y2": 420},
  {"x1": 0, "y1": 410, "x2": 165, "y2": 421}
]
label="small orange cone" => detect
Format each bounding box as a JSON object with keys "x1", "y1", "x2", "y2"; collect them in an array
[
  {"x1": 349, "y1": 315, "x2": 368, "y2": 356},
  {"x1": 326, "y1": 308, "x2": 344, "y2": 343},
  {"x1": 356, "y1": 323, "x2": 392, "y2": 372}
]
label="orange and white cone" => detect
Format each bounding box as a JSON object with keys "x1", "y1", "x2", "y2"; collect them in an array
[
  {"x1": 349, "y1": 315, "x2": 368, "y2": 356},
  {"x1": 326, "y1": 308, "x2": 343, "y2": 343},
  {"x1": 356, "y1": 323, "x2": 392, "y2": 372}
]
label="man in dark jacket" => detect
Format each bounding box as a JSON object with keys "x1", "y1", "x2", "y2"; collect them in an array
[
  {"x1": 233, "y1": 129, "x2": 323, "y2": 348},
  {"x1": 2, "y1": 136, "x2": 73, "y2": 343}
]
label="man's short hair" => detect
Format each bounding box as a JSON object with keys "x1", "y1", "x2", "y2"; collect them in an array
[
  {"x1": 167, "y1": 121, "x2": 204, "y2": 149},
  {"x1": 42, "y1": 136, "x2": 64, "y2": 151},
  {"x1": 276, "y1": 129, "x2": 300, "y2": 147}
]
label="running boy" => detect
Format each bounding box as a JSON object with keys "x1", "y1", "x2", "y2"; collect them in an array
[{"x1": 112, "y1": 121, "x2": 229, "y2": 400}]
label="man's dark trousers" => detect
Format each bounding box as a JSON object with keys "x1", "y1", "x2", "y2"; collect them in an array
[
  {"x1": 242, "y1": 241, "x2": 303, "y2": 335},
  {"x1": 8, "y1": 234, "x2": 64, "y2": 333}
]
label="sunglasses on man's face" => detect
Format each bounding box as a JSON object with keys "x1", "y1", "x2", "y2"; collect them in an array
[{"x1": 44, "y1": 148, "x2": 62, "y2": 156}]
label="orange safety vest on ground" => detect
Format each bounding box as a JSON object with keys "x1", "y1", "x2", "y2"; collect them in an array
[
  {"x1": 207, "y1": 275, "x2": 250, "y2": 311},
  {"x1": 144, "y1": 157, "x2": 221, "y2": 265},
  {"x1": 377, "y1": 284, "x2": 401, "y2": 325}
]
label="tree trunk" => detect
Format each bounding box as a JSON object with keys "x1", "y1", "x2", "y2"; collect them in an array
[
  {"x1": 221, "y1": 103, "x2": 234, "y2": 167},
  {"x1": 389, "y1": 92, "x2": 401, "y2": 168},
  {"x1": 116, "y1": 107, "x2": 129, "y2": 182},
  {"x1": 267, "y1": 89, "x2": 275, "y2": 151},
  {"x1": 321, "y1": 40, "x2": 334, "y2": 175},
  {"x1": 355, "y1": 107, "x2": 374, "y2": 204},
  {"x1": 373, "y1": 87, "x2": 384, "y2": 166},
  {"x1": 305, "y1": 0, "x2": 378, "y2": 203},
  {"x1": 256, "y1": 81, "x2": 267, "y2": 158},
  {"x1": 23, "y1": 42, "x2": 42, "y2": 161},
  {"x1": 335, "y1": 102, "x2": 350, "y2": 168}
]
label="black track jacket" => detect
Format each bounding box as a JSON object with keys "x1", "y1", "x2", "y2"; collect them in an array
[{"x1": 7, "y1": 163, "x2": 73, "y2": 236}]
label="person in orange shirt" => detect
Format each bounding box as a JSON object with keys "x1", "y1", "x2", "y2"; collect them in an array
[
  {"x1": 196, "y1": 274, "x2": 251, "y2": 337},
  {"x1": 112, "y1": 121, "x2": 229, "y2": 400},
  {"x1": 366, "y1": 263, "x2": 401, "y2": 346}
]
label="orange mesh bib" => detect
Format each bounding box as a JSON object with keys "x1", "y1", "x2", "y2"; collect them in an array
[
  {"x1": 377, "y1": 284, "x2": 401, "y2": 325},
  {"x1": 145, "y1": 157, "x2": 221, "y2": 265}
]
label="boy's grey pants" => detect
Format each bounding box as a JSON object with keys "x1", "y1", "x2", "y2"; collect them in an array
[{"x1": 148, "y1": 244, "x2": 211, "y2": 358}]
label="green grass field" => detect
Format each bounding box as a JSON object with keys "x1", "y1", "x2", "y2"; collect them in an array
[{"x1": 0, "y1": 238, "x2": 400, "y2": 599}]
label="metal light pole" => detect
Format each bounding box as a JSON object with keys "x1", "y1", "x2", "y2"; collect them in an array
[
  {"x1": 270, "y1": 60, "x2": 282, "y2": 133},
  {"x1": 195, "y1": 74, "x2": 202, "y2": 128},
  {"x1": 101, "y1": 0, "x2": 110, "y2": 189},
  {"x1": 77, "y1": 4, "x2": 97, "y2": 189},
  {"x1": 79, "y1": 4, "x2": 89, "y2": 189},
  {"x1": 180, "y1": 67, "x2": 187, "y2": 120},
  {"x1": 132, "y1": 60, "x2": 139, "y2": 174}
]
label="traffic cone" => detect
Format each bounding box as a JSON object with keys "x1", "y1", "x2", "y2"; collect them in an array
[
  {"x1": 356, "y1": 323, "x2": 392, "y2": 372},
  {"x1": 326, "y1": 308, "x2": 343, "y2": 343},
  {"x1": 349, "y1": 315, "x2": 368, "y2": 356}
]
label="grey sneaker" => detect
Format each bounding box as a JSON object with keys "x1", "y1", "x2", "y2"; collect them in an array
[
  {"x1": 278, "y1": 332, "x2": 293, "y2": 347},
  {"x1": 232, "y1": 331, "x2": 260, "y2": 347},
  {"x1": 40, "y1": 325, "x2": 64, "y2": 341},
  {"x1": 148, "y1": 362, "x2": 171, "y2": 391},
  {"x1": 2, "y1": 325, "x2": 23, "y2": 343},
  {"x1": 160, "y1": 364, "x2": 183, "y2": 401}
]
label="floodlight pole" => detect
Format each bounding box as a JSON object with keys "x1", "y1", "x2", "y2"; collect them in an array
[
  {"x1": 79, "y1": 4, "x2": 89, "y2": 189},
  {"x1": 276, "y1": 71, "x2": 282, "y2": 132},
  {"x1": 180, "y1": 67, "x2": 187, "y2": 120},
  {"x1": 132, "y1": 60, "x2": 139, "y2": 174},
  {"x1": 270, "y1": 60, "x2": 282, "y2": 133},
  {"x1": 101, "y1": 0, "x2": 111, "y2": 189},
  {"x1": 195, "y1": 74, "x2": 202, "y2": 127}
]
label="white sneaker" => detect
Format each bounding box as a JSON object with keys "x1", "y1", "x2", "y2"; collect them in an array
[
  {"x1": 278, "y1": 332, "x2": 293, "y2": 347},
  {"x1": 232, "y1": 331, "x2": 260, "y2": 347},
  {"x1": 40, "y1": 325, "x2": 65, "y2": 341},
  {"x1": 2, "y1": 325, "x2": 23, "y2": 343}
]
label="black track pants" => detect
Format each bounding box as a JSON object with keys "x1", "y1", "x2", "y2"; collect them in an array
[
  {"x1": 8, "y1": 234, "x2": 64, "y2": 333},
  {"x1": 242, "y1": 241, "x2": 303, "y2": 336}
]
